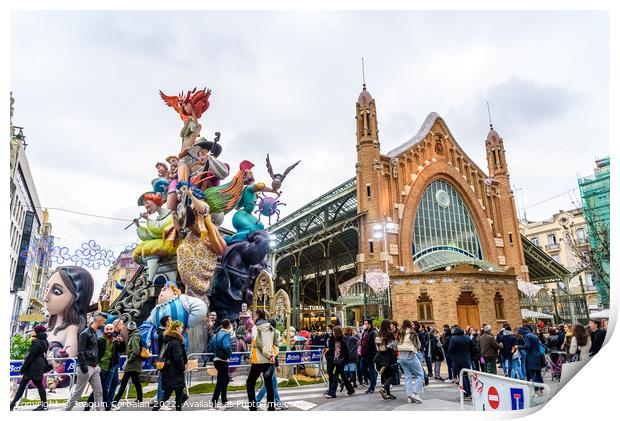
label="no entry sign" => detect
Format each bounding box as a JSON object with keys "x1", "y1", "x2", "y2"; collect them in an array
[{"x1": 487, "y1": 386, "x2": 500, "y2": 409}]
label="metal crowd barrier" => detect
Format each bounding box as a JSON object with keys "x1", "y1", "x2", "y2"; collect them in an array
[
  {"x1": 459, "y1": 368, "x2": 551, "y2": 411},
  {"x1": 10, "y1": 357, "x2": 77, "y2": 401},
  {"x1": 185, "y1": 347, "x2": 326, "y2": 391}
]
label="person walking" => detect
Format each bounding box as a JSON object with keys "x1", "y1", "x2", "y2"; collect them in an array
[
  {"x1": 360, "y1": 319, "x2": 378, "y2": 394},
  {"x1": 520, "y1": 326, "x2": 544, "y2": 392},
  {"x1": 498, "y1": 325, "x2": 520, "y2": 378},
  {"x1": 429, "y1": 328, "x2": 445, "y2": 380},
  {"x1": 66, "y1": 312, "x2": 108, "y2": 411},
  {"x1": 246, "y1": 309, "x2": 279, "y2": 411},
  {"x1": 210, "y1": 319, "x2": 233, "y2": 409},
  {"x1": 10, "y1": 325, "x2": 50, "y2": 411},
  {"x1": 113, "y1": 321, "x2": 143, "y2": 406},
  {"x1": 85, "y1": 323, "x2": 126, "y2": 411},
  {"x1": 153, "y1": 320, "x2": 188, "y2": 411},
  {"x1": 441, "y1": 325, "x2": 453, "y2": 382},
  {"x1": 149, "y1": 316, "x2": 172, "y2": 410},
  {"x1": 588, "y1": 319, "x2": 607, "y2": 357},
  {"x1": 478, "y1": 325, "x2": 502, "y2": 374},
  {"x1": 421, "y1": 325, "x2": 434, "y2": 381},
  {"x1": 569, "y1": 323, "x2": 591, "y2": 362},
  {"x1": 324, "y1": 326, "x2": 355, "y2": 398},
  {"x1": 107, "y1": 318, "x2": 125, "y2": 410},
  {"x1": 343, "y1": 327, "x2": 359, "y2": 388},
  {"x1": 448, "y1": 326, "x2": 475, "y2": 400},
  {"x1": 375, "y1": 320, "x2": 398, "y2": 400},
  {"x1": 397, "y1": 320, "x2": 424, "y2": 404}
]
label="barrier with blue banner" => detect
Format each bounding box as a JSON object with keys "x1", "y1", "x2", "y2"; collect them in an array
[
  {"x1": 284, "y1": 350, "x2": 322, "y2": 364},
  {"x1": 10, "y1": 358, "x2": 76, "y2": 377}
]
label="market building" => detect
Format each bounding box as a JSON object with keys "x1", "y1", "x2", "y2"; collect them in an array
[{"x1": 268, "y1": 84, "x2": 569, "y2": 330}]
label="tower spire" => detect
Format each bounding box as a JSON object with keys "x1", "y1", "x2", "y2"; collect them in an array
[
  {"x1": 361, "y1": 57, "x2": 366, "y2": 90},
  {"x1": 486, "y1": 101, "x2": 493, "y2": 130}
]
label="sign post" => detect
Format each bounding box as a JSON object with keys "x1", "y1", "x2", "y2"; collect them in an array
[{"x1": 460, "y1": 369, "x2": 551, "y2": 411}]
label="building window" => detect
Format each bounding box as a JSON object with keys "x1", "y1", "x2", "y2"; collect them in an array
[
  {"x1": 412, "y1": 179, "x2": 483, "y2": 262},
  {"x1": 530, "y1": 237, "x2": 539, "y2": 246},
  {"x1": 552, "y1": 255, "x2": 561, "y2": 263},
  {"x1": 417, "y1": 293, "x2": 434, "y2": 321},
  {"x1": 369, "y1": 240, "x2": 374, "y2": 255},
  {"x1": 366, "y1": 184, "x2": 371, "y2": 198},
  {"x1": 494, "y1": 292, "x2": 505, "y2": 320},
  {"x1": 547, "y1": 233, "x2": 557, "y2": 245},
  {"x1": 508, "y1": 232, "x2": 513, "y2": 245},
  {"x1": 576, "y1": 228, "x2": 586, "y2": 245}
]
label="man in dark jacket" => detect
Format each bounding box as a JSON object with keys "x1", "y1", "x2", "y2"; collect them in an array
[
  {"x1": 154, "y1": 320, "x2": 188, "y2": 411},
  {"x1": 113, "y1": 321, "x2": 144, "y2": 405},
  {"x1": 10, "y1": 325, "x2": 50, "y2": 411},
  {"x1": 448, "y1": 326, "x2": 475, "y2": 398},
  {"x1": 478, "y1": 325, "x2": 503, "y2": 374},
  {"x1": 441, "y1": 325, "x2": 453, "y2": 381},
  {"x1": 66, "y1": 312, "x2": 108, "y2": 411},
  {"x1": 360, "y1": 319, "x2": 378, "y2": 393},
  {"x1": 85, "y1": 323, "x2": 126, "y2": 411},
  {"x1": 499, "y1": 326, "x2": 518, "y2": 377},
  {"x1": 588, "y1": 319, "x2": 607, "y2": 357}
]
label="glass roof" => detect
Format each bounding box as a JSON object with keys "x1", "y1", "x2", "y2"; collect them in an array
[{"x1": 414, "y1": 249, "x2": 499, "y2": 272}]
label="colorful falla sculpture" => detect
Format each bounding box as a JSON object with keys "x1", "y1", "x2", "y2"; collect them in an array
[{"x1": 124, "y1": 86, "x2": 300, "y2": 349}]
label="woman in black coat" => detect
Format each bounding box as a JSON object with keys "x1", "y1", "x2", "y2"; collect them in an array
[
  {"x1": 11, "y1": 325, "x2": 50, "y2": 411},
  {"x1": 153, "y1": 321, "x2": 188, "y2": 411},
  {"x1": 429, "y1": 328, "x2": 445, "y2": 380},
  {"x1": 324, "y1": 327, "x2": 355, "y2": 398}
]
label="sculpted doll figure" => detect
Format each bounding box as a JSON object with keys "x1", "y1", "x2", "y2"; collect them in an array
[
  {"x1": 139, "y1": 283, "x2": 208, "y2": 354},
  {"x1": 44, "y1": 266, "x2": 94, "y2": 387},
  {"x1": 165, "y1": 155, "x2": 180, "y2": 210},
  {"x1": 172, "y1": 182, "x2": 227, "y2": 302},
  {"x1": 132, "y1": 192, "x2": 178, "y2": 281},
  {"x1": 159, "y1": 88, "x2": 211, "y2": 184},
  {"x1": 151, "y1": 162, "x2": 170, "y2": 199}
]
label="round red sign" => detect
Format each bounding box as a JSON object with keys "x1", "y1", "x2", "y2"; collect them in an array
[{"x1": 488, "y1": 386, "x2": 500, "y2": 409}]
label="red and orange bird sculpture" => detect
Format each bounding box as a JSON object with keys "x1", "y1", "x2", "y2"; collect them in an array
[{"x1": 159, "y1": 87, "x2": 212, "y2": 122}]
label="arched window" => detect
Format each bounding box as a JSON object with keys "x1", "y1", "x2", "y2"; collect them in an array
[
  {"x1": 412, "y1": 179, "x2": 483, "y2": 262},
  {"x1": 417, "y1": 292, "x2": 434, "y2": 322},
  {"x1": 494, "y1": 292, "x2": 505, "y2": 320}
]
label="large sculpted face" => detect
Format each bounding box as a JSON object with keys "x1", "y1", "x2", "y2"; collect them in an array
[
  {"x1": 144, "y1": 198, "x2": 159, "y2": 214},
  {"x1": 157, "y1": 284, "x2": 178, "y2": 304},
  {"x1": 44, "y1": 272, "x2": 75, "y2": 316}
]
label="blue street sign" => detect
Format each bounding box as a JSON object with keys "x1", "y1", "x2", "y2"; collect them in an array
[
  {"x1": 510, "y1": 387, "x2": 525, "y2": 410},
  {"x1": 284, "y1": 350, "x2": 321, "y2": 364},
  {"x1": 10, "y1": 358, "x2": 77, "y2": 376}
]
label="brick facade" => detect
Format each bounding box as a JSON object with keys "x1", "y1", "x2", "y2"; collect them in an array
[{"x1": 354, "y1": 87, "x2": 526, "y2": 329}]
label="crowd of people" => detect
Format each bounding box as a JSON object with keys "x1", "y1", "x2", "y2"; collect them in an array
[{"x1": 10, "y1": 310, "x2": 608, "y2": 411}]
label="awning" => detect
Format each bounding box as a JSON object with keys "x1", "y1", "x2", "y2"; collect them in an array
[
  {"x1": 517, "y1": 280, "x2": 544, "y2": 297},
  {"x1": 589, "y1": 309, "x2": 610, "y2": 320},
  {"x1": 521, "y1": 309, "x2": 554, "y2": 320},
  {"x1": 414, "y1": 250, "x2": 500, "y2": 272},
  {"x1": 338, "y1": 268, "x2": 389, "y2": 295}
]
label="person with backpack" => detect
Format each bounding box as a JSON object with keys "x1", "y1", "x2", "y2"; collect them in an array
[
  {"x1": 210, "y1": 319, "x2": 233, "y2": 409},
  {"x1": 498, "y1": 325, "x2": 519, "y2": 378},
  {"x1": 398, "y1": 320, "x2": 424, "y2": 404},
  {"x1": 569, "y1": 323, "x2": 591, "y2": 362},
  {"x1": 10, "y1": 325, "x2": 51, "y2": 411},
  {"x1": 256, "y1": 319, "x2": 288, "y2": 410},
  {"x1": 153, "y1": 320, "x2": 188, "y2": 411},
  {"x1": 246, "y1": 309, "x2": 279, "y2": 411},
  {"x1": 324, "y1": 326, "x2": 355, "y2": 398},
  {"x1": 375, "y1": 320, "x2": 398, "y2": 400},
  {"x1": 113, "y1": 321, "x2": 144, "y2": 405}
]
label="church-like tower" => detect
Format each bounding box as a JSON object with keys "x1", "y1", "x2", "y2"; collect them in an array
[
  {"x1": 485, "y1": 126, "x2": 529, "y2": 280},
  {"x1": 355, "y1": 84, "x2": 389, "y2": 271}
]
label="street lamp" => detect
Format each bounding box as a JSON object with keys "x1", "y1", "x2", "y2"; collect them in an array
[{"x1": 371, "y1": 218, "x2": 396, "y2": 319}]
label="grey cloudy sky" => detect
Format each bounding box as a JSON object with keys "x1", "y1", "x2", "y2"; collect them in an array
[{"x1": 10, "y1": 11, "x2": 609, "y2": 293}]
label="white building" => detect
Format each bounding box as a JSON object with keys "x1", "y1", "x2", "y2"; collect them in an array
[{"x1": 10, "y1": 93, "x2": 46, "y2": 334}]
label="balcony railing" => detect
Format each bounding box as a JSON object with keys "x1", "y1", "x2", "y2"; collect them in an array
[{"x1": 545, "y1": 243, "x2": 560, "y2": 251}]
